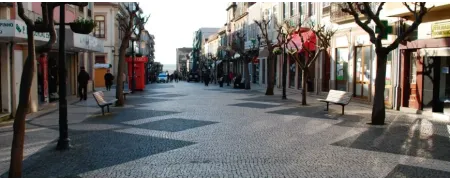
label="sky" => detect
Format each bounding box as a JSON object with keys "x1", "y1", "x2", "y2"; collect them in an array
[{"x1": 140, "y1": 1, "x2": 228, "y2": 67}]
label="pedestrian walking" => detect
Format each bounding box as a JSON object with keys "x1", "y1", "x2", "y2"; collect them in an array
[
  {"x1": 77, "y1": 67, "x2": 90, "y2": 101},
  {"x1": 204, "y1": 72, "x2": 210, "y2": 86},
  {"x1": 174, "y1": 73, "x2": 179, "y2": 83},
  {"x1": 104, "y1": 70, "x2": 114, "y2": 91}
]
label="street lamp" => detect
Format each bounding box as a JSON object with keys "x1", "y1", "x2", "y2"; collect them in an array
[{"x1": 130, "y1": 33, "x2": 137, "y2": 93}]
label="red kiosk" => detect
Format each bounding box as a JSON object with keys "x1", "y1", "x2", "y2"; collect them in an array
[{"x1": 126, "y1": 56, "x2": 148, "y2": 91}]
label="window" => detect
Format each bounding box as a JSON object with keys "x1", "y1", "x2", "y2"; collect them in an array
[
  {"x1": 95, "y1": 56, "x2": 106, "y2": 64},
  {"x1": 299, "y1": 2, "x2": 306, "y2": 16},
  {"x1": 283, "y1": 2, "x2": 287, "y2": 19},
  {"x1": 308, "y1": 2, "x2": 315, "y2": 16},
  {"x1": 291, "y1": 2, "x2": 298, "y2": 16},
  {"x1": 290, "y1": 2, "x2": 294, "y2": 16},
  {"x1": 94, "y1": 15, "x2": 105, "y2": 38}
]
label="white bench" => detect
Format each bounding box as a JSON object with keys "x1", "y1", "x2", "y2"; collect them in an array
[
  {"x1": 123, "y1": 90, "x2": 131, "y2": 100},
  {"x1": 318, "y1": 90, "x2": 353, "y2": 115},
  {"x1": 92, "y1": 91, "x2": 118, "y2": 115}
]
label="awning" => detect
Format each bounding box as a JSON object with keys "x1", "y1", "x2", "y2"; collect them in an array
[
  {"x1": 0, "y1": 19, "x2": 51, "y2": 44},
  {"x1": 53, "y1": 27, "x2": 104, "y2": 53},
  {"x1": 287, "y1": 30, "x2": 316, "y2": 53}
]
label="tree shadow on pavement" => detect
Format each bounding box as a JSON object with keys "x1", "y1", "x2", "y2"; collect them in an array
[
  {"x1": 385, "y1": 164, "x2": 450, "y2": 178},
  {"x1": 331, "y1": 117, "x2": 450, "y2": 163},
  {"x1": 1, "y1": 129, "x2": 195, "y2": 178},
  {"x1": 238, "y1": 95, "x2": 301, "y2": 105},
  {"x1": 266, "y1": 105, "x2": 337, "y2": 120}
]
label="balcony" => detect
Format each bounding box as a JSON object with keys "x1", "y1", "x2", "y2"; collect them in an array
[
  {"x1": 330, "y1": 3, "x2": 373, "y2": 24},
  {"x1": 24, "y1": 9, "x2": 42, "y2": 23}
]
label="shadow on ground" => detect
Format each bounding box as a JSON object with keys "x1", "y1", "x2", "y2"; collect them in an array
[
  {"x1": 1, "y1": 129, "x2": 195, "y2": 178},
  {"x1": 332, "y1": 117, "x2": 450, "y2": 162},
  {"x1": 385, "y1": 164, "x2": 450, "y2": 178}
]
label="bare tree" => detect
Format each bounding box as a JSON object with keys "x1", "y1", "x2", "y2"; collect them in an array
[
  {"x1": 116, "y1": 3, "x2": 149, "y2": 106},
  {"x1": 340, "y1": 2, "x2": 430, "y2": 125},
  {"x1": 229, "y1": 32, "x2": 261, "y2": 89},
  {"x1": 255, "y1": 18, "x2": 284, "y2": 95},
  {"x1": 286, "y1": 19, "x2": 336, "y2": 105},
  {"x1": 10, "y1": 3, "x2": 87, "y2": 177},
  {"x1": 274, "y1": 21, "x2": 295, "y2": 99}
]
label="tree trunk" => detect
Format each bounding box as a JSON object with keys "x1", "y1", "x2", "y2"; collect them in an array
[
  {"x1": 371, "y1": 52, "x2": 387, "y2": 125},
  {"x1": 9, "y1": 29, "x2": 36, "y2": 178},
  {"x1": 265, "y1": 53, "x2": 274, "y2": 95},
  {"x1": 301, "y1": 69, "x2": 307, "y2": 105},
  {"x1": 115, "y1": 43, "x2": 127, "y2": 106},
  {"x1": 244, "y1": 59, "x2": 251, "y2": 89},
  {"x1": 282, "y1": 53, "x2": 287, "y2": 99}
]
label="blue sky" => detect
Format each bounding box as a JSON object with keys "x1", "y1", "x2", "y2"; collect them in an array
[{"x1": 141, "y1": 1, "x2": 228, "y2": 66}]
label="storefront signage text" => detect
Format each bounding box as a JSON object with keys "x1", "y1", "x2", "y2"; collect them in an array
[
  {"x1": 431, "y1": 21, "x2": 450, "y2": 38},
  {"x1": 0, "y1": 20, "x2": 50, "y2": 41}
]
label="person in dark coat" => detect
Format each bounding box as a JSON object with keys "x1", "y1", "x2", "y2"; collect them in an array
[
  {"x1": 104, "y1": 69, "x2": 114, "y2": 91},
  {"x1": 78, "y1": 67, "x2": 90, "y2": 101},
  {"x1": 204, "y1": 71, "x2": 210, "y2": 86}
]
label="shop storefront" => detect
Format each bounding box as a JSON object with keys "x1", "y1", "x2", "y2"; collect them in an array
[
  {"x1": 0, "y1": 19, "x2": 50, "y2": 114},
  {"x1": 47, "y1": 27, "x2": 104, "y2": 102},
  {"x1": 398, "y1": 19, "x2": 450, "y2": 118}
]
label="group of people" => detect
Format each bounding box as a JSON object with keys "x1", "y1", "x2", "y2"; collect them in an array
[{"x1": 77, "y1": 67, "x2": 128, "y2": 101}]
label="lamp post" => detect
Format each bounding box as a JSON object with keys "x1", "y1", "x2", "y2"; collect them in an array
[
  {"x1": 131, "y1": 33, "x2": 136, "y2": 93},
  {"x1": 56, "y1": 4, "x2": 70, "y2": 150},
  {"x1": 281, "y1": 25, "x2": 288, "y2": 100}
]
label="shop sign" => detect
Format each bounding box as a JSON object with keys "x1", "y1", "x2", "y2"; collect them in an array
[
  {"x1": 431, "y1": 21, "x2": 450, "y2": 38},
  {"x1": 0, "y1": 20, "x2": 50, "y2": 41},
  {"x1": 73, "y1": 33, "x2": 104, "y2": 52}
]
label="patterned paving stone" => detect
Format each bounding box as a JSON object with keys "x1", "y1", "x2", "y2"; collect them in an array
[
  {"x1": 13, "y1": 130, "x2": 195, "y2": 178},
  {"x1": 84, "y1": 108, "x2": 181, "y2": 125},
  {"x1": 229, "y1": 102, "x2": 279, "y2": 109},
  {"x1": 150, "y1": 85, "x2": 175, "y2": 89},
  {"x1": 125, "y1": 97, "x2": 173, "y2": 105},
  {"x1": 137, "y1": 118, "x2": 218, "y2": 132},
  {"x1": 1, "y1": 82, "x2": 450, "y2": 178},
  {"x1": 266, "y1": 106, "x2": 334, "y2": 119},
  {"x1": 331, "y1": 119, "x2": 450, "y2": 162},
  {"x1": 152, "y1": 94, "x2": 187, "y2": 98},
  {"x1": 238, "y1": 96, "x2": 301, "y2": 104},
  {"x1": 385, "y1": 164, "x2": 450, "y2": 178}
]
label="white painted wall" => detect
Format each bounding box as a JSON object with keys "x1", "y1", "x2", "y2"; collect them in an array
[{"x1": 13, "y1": 50, "x2": 23, "y2": 109}]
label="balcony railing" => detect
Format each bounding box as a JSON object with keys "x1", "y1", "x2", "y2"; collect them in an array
[{"x1": 330, "y1": 3, "x2": 374, "y2": 24}]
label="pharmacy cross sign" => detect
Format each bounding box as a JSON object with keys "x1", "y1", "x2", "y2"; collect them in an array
[{"x1": 375, "y1": 20, "x2": 393, "y2": 39}]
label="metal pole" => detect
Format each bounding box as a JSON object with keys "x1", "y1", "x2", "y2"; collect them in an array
[
  {"x1": 282, "y1": 41, "x2": 287, "y2": 100},
  {"x1": 227, "y1": 57, "x2": 230, "y2": 86},
  {"x1": 131, "y1": 39, "x2": 135, "y2": 92},
  {"x1": 56, "y1": 4, "x2": 70, "y2": 150}
]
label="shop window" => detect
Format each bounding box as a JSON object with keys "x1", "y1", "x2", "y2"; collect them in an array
[
  {"x1": 289, "y1": 56, "x2": 296, "y2": 88},
  {"x1": 336, "y1": 48, "x2": 349, "y2": 91},
  {"x1": 95, "y1": 56, "x2": 106, "y2": 64},
  {"x1": 94, "y1": 15, "x2": 105, "y2": 38}
]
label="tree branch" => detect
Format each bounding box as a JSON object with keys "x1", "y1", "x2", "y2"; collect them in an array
[
  {"x1": 17, "y1": 3, "x2": 34, "y2": 27},
  {"x1": 341, "y1": 2, "x2": 376, "y2": 43},
  {"x1": 386, "y1": 2, "x2": 429, "y2": 52}
]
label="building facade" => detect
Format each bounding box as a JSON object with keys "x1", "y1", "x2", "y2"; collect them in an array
[
  {"x1": 176, "y1": 47, "x2": 192, "y2": 78},
  {"x1": 0, "y1": 2, "x2": 103, "y2": 118}
]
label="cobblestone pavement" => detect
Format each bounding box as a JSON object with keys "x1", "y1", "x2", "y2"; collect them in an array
[{"x1": 0, "y1": 82, "x2": 450, "y2": 177}]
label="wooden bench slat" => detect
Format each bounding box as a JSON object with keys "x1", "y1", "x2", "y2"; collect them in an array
[{"x1": 318, "y1": 90, "x2": 353, "y2": 115}]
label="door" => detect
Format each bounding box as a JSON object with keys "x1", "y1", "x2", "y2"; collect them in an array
[
  {"x1": 354, "y1": 46, "x2": 371, "y2": 100},
  {"x1": 384, "y1": 52, "x2": 394, "y2": 108},
  {"x1": 14, "y1": 50, "x2": 23, "y2": 109},
  {"x1": 408, "y1": 51, "x2": 421, "y2": 110}
]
